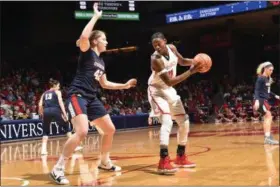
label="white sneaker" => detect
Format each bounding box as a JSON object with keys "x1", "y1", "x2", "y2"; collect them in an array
[
  {"x1": 98, "y1": 160, "x2": 121, "y2": 172},
  {"x1": 74, "y1": 146, "x2": 83, "y2": 152},
  {"x1": 49, "y1": 166, "x2": 69, "y2": 185}
]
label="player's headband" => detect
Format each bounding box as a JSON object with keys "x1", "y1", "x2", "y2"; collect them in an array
[
  {"x1": 256, "y1": 61, "x2": 273, "y2": 75},
  {"x1": 262, "y1": 61, "x2": 273, "y2": 68}
]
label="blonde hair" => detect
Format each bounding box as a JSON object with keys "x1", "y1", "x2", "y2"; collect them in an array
[
  {"x1": 76, "y1": 30, "x2": 105, "y2": 47},
  {"x1": 256, "y1": 61, "x2": 273, "y2": 75}
]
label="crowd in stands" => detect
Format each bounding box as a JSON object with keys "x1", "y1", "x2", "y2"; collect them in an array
[
  {"x1": 0, "y1": 69, "x2": 150, "y2": 121},
  {"x1": 178, "y1": 77, "x2": 280, "y2": 124},
  {"x1": 0, "y1": 69, "x2": 43, "y2": 121},
  {"x1": 0, "y1": 68, "x2": 279, "y2": 124}
]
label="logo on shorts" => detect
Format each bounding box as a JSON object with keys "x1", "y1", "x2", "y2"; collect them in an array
[{"x1": 68, "y1": 103, "x2": 76, "y2": 118}]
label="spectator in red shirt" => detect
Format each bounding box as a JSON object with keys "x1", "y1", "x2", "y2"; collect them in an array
[
  {"x1": 0, "y1": 107, "x2": 5, "y2": 119},
  {"x1": 15, "y1": 96, "x2": 26, "y2": 111}
]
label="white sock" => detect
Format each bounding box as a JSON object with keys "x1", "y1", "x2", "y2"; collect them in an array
[
  {"x1": 41, "y1": 142, "x2": 47, "y2": 152},
  {"x1": 101, "y1": 152, "x2": 110, "y2": 163},
  {"x1": 265, "y1": 132, "x2": 270, "y2": 137},
  {"x1": 41, "y1": 136, "x2": 48, "y2": 152},
  {"x1": 56, "y1": 155, "x2": 66, "y2": 168},
  {"x1": 42, "y1": 156, "x2": 47, "y2": 166}
]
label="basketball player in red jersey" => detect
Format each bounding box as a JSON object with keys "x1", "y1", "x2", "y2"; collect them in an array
[{"x1": 148, "y1": 32, "x2": 201, "y2": 174}]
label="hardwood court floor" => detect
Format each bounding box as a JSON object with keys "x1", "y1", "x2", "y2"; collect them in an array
[{"x1": 1, "y1": 121, "x2": 279, "y2": 186}]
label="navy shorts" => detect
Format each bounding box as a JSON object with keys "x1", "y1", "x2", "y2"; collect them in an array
[
  {"x1": 43, "y1": 107, "x2": 70, "y2": 136},
  {"x1": 66, "y1": 94, "x2": 107, "y2": 121},
  {"x1": 253, "y1": 99, "x2": 271, "y2": 115}
]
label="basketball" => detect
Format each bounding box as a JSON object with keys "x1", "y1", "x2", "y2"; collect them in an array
[{"x1": 194, "y1": 53, "x2": 212, "y2": 73}]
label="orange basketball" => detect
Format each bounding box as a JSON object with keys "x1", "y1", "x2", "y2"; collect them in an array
[{"x1": 194, "y1": 53, "x2": 212, "y2": 73}]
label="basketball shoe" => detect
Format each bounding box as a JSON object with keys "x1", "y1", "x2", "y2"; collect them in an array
[
  {"x1": 174, "y1": 154, "x2": 196, "y2": 168},
  {"x1": 264, "y1": 135, "x2": 279, "y2": 145},
  {"x1": 49, "y1": 166, "x2": 69, "y2": 185},
  {"x1": 98, "y1": 159, "x2": 122, "y2": 172},
  {"x1": 158, "y1": 156, "x2": 178, "y2": 174}
]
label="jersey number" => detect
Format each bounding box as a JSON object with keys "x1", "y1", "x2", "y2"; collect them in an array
[
  {"x1": 45, "y1": 93, "x2": 52, "y2": 100},
  {"x1": 94, "y1": 69, "x2": 103, "y2": 81}
]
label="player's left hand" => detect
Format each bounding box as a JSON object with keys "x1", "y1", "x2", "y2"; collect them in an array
[
  {"x1": 276, "y1": 95, "x2": 280, "y2": 100},
  {"x1": 125, "y1": 79, "x2": 137, "y2": 89},
  {"x1": 38, "y1": 108, "x2": 43, "y2": 117},
  {"x1": 62, "y1": 113, "x2": 68, "y2": 122},
  {"x1": 93, "y1": 2, "x2": 102, "y2": 19}
]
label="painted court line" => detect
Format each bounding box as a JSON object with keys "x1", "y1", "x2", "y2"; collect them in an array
[{"x1": 1, "y1": 177, "x2": 30, "y2": 186}]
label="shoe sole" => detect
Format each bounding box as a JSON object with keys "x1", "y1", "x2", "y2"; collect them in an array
[
  {"x1": 98, "y1": 166, "x2": 122, "y2": 172},
  {"x1": 264, "y1": 142, "x2": 279, "y2": 145},
  {"x1": 264, "y1": 141, "x2": 279, "y2": 145},
  {"x1": 157, "y1": 168, "x2": 178, "y2": 175},
  {"x1": 174, "y1": 163, "x2": 196, "y2": 168}
]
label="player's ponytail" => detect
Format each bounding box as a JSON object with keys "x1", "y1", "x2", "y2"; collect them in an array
[{"x1": 256, "y1": 64, "x2": 264, "y2": 75}]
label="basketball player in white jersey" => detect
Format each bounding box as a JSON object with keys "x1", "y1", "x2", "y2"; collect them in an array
[{"x1": 148, "y1": 32, "x2": 200, "y2": 174}]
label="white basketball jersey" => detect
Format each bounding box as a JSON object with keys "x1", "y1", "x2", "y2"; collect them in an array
[{"x1": 148, "y1": 45, "x2": 178, "y2": 89}]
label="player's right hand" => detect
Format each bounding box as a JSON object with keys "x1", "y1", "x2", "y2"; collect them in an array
[
  {"x1": 190, "y1": 59, "x2": 206, "y2": 74},
  {"x1": 253, "y1": 100, "x2": 260, "y2": 111},
  {"x1": 125, "y1": 79, "x2": 137, "y2": 89},
  {"x1": 93, "y1": 2, "x2": 102, "y2": 19},
  {"x1": 189, "y1": 62, "x2": 200, "y2": 74}
]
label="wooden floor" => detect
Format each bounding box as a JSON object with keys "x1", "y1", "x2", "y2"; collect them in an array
[{"x1": 1, "y1": 121, "x2": 279, "y2": 186}]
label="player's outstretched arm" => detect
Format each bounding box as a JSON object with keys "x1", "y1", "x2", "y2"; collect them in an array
[
  {"x1": 77, "y1": 3, "x2": 102, "y2": 52},
  {"x1": 99, "y1": 74, "x2": 137, "y2": 90},
  {"x1": 151, "y1": 54, "x2": 198, "y2": 87},
  {"x1": 168, "y1": 44, "x2": 196, "y2": 66}
]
